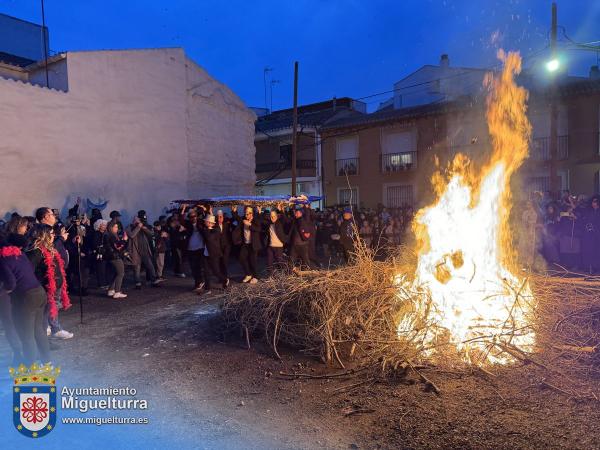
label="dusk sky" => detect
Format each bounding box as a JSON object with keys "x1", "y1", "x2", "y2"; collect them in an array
[{"x1": 1, "y1": 0, "x2": 599, "y2": 111}]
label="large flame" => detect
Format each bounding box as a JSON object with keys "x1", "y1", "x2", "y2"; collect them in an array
[{"x1": 398, "y1": 50, "x2": 536, "y2": 365}]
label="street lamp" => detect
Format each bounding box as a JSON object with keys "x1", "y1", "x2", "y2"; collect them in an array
[{"x1": 546, "y1": 58, "x2": 560, "y2": 72}]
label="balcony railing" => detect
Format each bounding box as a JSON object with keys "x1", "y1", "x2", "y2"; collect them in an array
[
  {"x1": 380, "y1": 151, "x2": 417, "y2": 173},
  {"x1": 256, "y1": 159, "x2": 316, "y2": 173},
  {"x1": 336, "y1": 158, "x2": 359, "y2": 176},
  {"x1": 531, "y1": 135, "x2": 569, "y2": 161}
]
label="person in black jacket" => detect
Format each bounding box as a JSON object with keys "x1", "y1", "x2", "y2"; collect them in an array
[
  {"x1": 26, "y1": 224, "x2": 74, "y2": 340},
  {"x1": 264, "y1": 207, "x2": 289, "y2": 273},
  {"x1": 168, "y1": 215, "x2": 187, "y2": 278},
  {"x1": 104, "y1": 222, "x2": 128, "y2": 299},
  {"x1": 215, "y1": 210, "x2": 233, "y2": 278},
  {"x1": 92, "y1": 219, "x2": 109, "y2": 289},
  {"x1": 339, "y1": 208, "x2": 356, "y2": 263},
  {"x1": 289, "y1": 206, "x2": 315, "y2": 269},
  {"x1": 232, "y1": 205, "x2": 263, "y2": 283},
  {"x1": 200, "y1": 215, "x2": 228, "y2": 293}
]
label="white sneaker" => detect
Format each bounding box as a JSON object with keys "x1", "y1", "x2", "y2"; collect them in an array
[
  {"x1": 242, "y1": 275, "x2": 252, "y2": 283},
  {"x1": 46, "y1": 326, "x2": 51, "y2": 336},
  {"x1": 107, "y1": 290, "x2": 116, "y2": 297},
  {"x1": 113, "y1": 292, "x2": 128, "y2": 299},
  {"x1": 249, "y1": 278, "x2": 258, "y2": 284},
  {"x1": 52, "y1": 330, "x2": 74, "y2": 340}
]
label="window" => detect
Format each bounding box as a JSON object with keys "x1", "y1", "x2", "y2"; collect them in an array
[
  {"x1": 387, "y1": 185, "x2": 414, "y2": 208},
  {"x1": 336, "y1": 136, "x2": 359, "y2": 176},
  {"x1": 383, "y1": 131, "x2": 415, "y2": 154},
  {"x1": 595, "y1": 171, "x2": 600, "y2": 195},
  {"x1": 336, "y1": 136, "x2": 358, "y2": 160},
  {"x1": 279, "y1": 144, "x2": 292, "y2": 162},
  {"x1": 338, "y1": 188, "x2": 358, "y2": 207}
]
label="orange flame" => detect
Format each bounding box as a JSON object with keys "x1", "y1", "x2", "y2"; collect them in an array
[{"x1": 397, "y1": 50, "x2": 536, "y2": 365}]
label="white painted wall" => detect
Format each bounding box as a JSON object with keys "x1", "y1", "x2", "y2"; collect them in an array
[{"x1": 0, "y1": 48, "x2": 256, "y2": 222}]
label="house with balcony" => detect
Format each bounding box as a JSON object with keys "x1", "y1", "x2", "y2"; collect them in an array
[
  {"x1": 254, "y1": 98, "x2": 366, "y2": 206},
  {"x1": 320, "y1": 55, "x2": 600, "y2": 210}
]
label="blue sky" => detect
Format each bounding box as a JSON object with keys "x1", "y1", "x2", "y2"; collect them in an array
[{"x1": 1, "y1": 0, "x2": 599, "y2": 111}]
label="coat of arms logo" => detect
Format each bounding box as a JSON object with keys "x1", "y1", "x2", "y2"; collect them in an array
[{"x1": 9, "y1": 363, "x2": 60, "y2": 438}]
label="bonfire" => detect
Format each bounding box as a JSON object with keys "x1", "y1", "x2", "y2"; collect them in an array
[
  {"x1": 221, "y1": 50, "x2": 600, "y2": 398},
  {"x1": 396, "y1": 50, "x2": 536, "y2": 366}
]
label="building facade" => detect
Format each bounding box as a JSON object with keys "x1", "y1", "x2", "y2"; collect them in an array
[
  {"x1": 321, "y1": 75, "x2": 600, "y2": 210},
  {"x1": 0, "y1": 47, "x2": 256, "y2": 220},
  {"x1": 254, "y1": 98, "x2": 365, "y2": 206}
]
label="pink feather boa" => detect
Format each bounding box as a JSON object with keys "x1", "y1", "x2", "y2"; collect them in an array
[{"x1": 39, "y1": 246, "x2": 72, "y2": 319}]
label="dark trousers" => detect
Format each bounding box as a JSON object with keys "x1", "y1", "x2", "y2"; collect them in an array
[
  {"x1": 133, "y1": 254, "x2": 157, "y2": 285},
  {"x1": 239, "y1": 244, "x2": 258, "y2": 278},
  {"x1": 205, "y1": 255, "x2": 227, "y2": 289},
  {"x1": 267, "y1": 246, "x2": 285, "y2": 273},
  {"x1": 95, "y1": 259, "x2": 107, "y2": 287},
  {"x1": 172, "y1": 247, "x2": 184, "y2": 275},
  {"x1": 70, "y1": 258, "x2": 90, "y2": 290},
  {"x1": 109, "y1": 259, "x2": 125, "y2": 293},
  {"x1": 290, "y1": 243, "x2": 312, "y2": 269},
  {"x1": 219, "y1": 246, "x2": 231, "y2": 278},
  {"x1": 188, "y1": 249, "x2": 206, "y2": 288},
  {"x1": 11, "y1": 287, "x2": 50, "y2": 365},
  {"x1": 0, "y1": 290, "x2": 22, "y2": 361}
]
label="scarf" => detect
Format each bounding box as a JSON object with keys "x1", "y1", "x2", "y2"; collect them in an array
[
  {"x1": 0, "y1": 246, "x2": 22, "y2": 258},
  {"x1": 39, "y1": 246, "x2": 72, "y2": 319}
]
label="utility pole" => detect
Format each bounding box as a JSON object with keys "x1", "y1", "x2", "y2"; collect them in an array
[
  {"x1": 549, "y1": 2, "x2": 559, "y2": 195},
  {"x1": 263, "y1": 67, "x2": 272, "y2": 112},
  {"x1": 270, "y1": 79, "x2": 280, "y2": 112},
  {"x1": 40, "y1": 0, "x2": 50, "y2": 88},
  {"x1": 291, "y1": 61, "x2": 299, "y2": 196}
]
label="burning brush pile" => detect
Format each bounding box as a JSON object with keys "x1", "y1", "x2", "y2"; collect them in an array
[{"x1": 221, "y1": 51, "x2": 600, "y2": 397}]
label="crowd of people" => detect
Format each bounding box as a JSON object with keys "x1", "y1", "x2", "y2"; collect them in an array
[
  {"x1": 7, "y1": 189, "x2": 600, "y2": 369},
  {"x1": 0, "y1": 201, "x2": 410, "y2": 367},
  {"x1": 519, "y1": 190, "x2": 600, "y2": 273}
]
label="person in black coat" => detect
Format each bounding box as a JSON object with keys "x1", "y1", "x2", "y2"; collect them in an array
[
  {"x1": 215, "y1": 210, "x2": 233, "y2": 278},
  {"x1": 200, "y1": 215, "x2": 228, "y2": 292},
  {"x1": 289, "y1": 207, "x2": 315, "y2": 269},
  {"x1": 263, "y1": 207, "x2": 289, "y2": 273},
  {"x1": 339, "y1": 208, "x2": 356, "y2": 263},
  {"x1": 232, "y1": 205, "x2": 263, "y2": 283},
  {"x1": 168, "y1": 215, "x2": 188, "y2": 278}
]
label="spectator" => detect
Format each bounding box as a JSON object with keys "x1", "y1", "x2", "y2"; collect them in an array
[
  {"x1": 232, "y1": 205, "x2": 262, "y2": 283},
  {"x1": 339, "y1": 208, "x2": 356, "y2": 262},
  {"x1": 92, "y1": 219, "x2": 109, "y2": 289},
  {"x1": 105, "y1": 221, "x2": 128, "y2": 299},
  {"x1": 264, "y1": 207, "x2": 289, "y2": 273},
  {"x1": 153, "y1": 221, "x2": 168, "y2": 281},
  {"x1": 168, "y1": 215, "x2": 187, "y2": 278},
  {"x1": 215, "y1": 210, "x2": 233, "y2": 279},
  {"x1": 200, "y1": 214, "x2": 229, "y2": 293},
  {"x1": 185, "y1": 209, "x2": 207, "y2": 292},
  {"x1": 289, "y1": 206, "x2": 314, "y2": 269},
  {"x1": 126, "y1": 216, "x2": 162, "y2": 289},
  {"x1": 26, "y1": 224, "x2": 73, "y2": 340},
  {"x1": 0, "y1": 236, "x2": 50, "y2": 365}
]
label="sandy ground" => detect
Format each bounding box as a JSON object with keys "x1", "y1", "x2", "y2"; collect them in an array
[{"x1": 1, "y1": 274, "x2": 600, "y2": 449}]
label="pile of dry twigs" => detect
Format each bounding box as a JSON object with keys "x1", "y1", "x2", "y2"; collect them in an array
[{"x1": 220, "y1": 238, "x2": 600, "y2": 398}]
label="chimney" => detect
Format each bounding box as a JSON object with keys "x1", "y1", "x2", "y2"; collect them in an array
[
  {"x1": 440, "y1": 54, "x2": 450, "y2": 68},
  {"x1": 590, "y1": 65, "x2": 600, "y2": 80}
]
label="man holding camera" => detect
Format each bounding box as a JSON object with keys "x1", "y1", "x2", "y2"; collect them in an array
[{"x1": 126, "y1": 210, "x2": 163, "y2": 289}]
